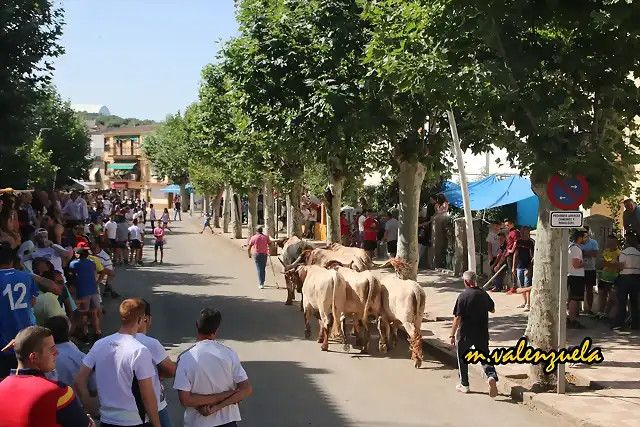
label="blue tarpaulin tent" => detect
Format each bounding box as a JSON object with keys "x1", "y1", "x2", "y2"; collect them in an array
[
  {"x1": 439, "y1": 175, "x2": 539, "y2": 227},
  {"x1": 160, "y1": 184, "x2": 192, "y2": 193}
]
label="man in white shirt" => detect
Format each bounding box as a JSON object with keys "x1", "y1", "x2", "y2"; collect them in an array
[
  {"x1": 174, "y1": 308, "x2": 252, "y2": 427},
  {"x1": 128, "y1": 218, "x2": 144, "y2": 266},
  {"x1": 29, "y1": 228, "x2": 73, "y2": 275},
  {"x1": 383, "y1": 211, "x2": 399, "y2": 257},
  {"x1": 91, "y1": 240, "x2": 120, "y2": 298},
  {"x1": 137, "y1": 301, "x2": 177, "y2": 427},
  {"x1": 149, "y1": 204, "x2": 157, "y2": 229},
  {"x1": 613, "y1": 234, "x2": 640, "y2": 330},
  {"x1": 62, "y1": 191, "x2": 89, "y2": 222},
  {"x1": 74, "y1": 298, "x2": 161, "y2": 427},
  {"x1": 567, "y1": 230, "x2": 587, "y2": 329},
  {"x1": 358, "y1": 210, "x2": 367, "y2": 248},
  {"x1": 102, "y1": 198, "x2": 113, "y2": 217}
]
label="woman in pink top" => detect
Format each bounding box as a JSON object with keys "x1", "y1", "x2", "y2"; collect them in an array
[{"x1": 248, "y1": 226, "x2": 271, "y2": 289}]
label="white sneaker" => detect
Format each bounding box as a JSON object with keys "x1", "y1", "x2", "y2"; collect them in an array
[
  {"x1": 516, "y1": 303, "x2": 526, "y2": 308},
  {"x1": 259, "y1": 284, "x2": 264, "y2": 289},
  {"x1": 524, "y1": 305, "x2": 530, "y2": 312},
  {"x1": 456, "y1": 384, "x2": 470, "y2": 393},
  {"x1": 488, "y1": 377, "x2": 498, "y2": 398}
]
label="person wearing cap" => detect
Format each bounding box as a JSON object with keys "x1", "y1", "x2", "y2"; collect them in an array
[
  {"x1": 248, "y1": 226, "x2": 271, "y2": 289},
  {"x1": 29, "y1": 228, "x2": 73, "y2": 276},
  {"x1": 69, "y1": 247, "x2": 103, "y2": 341}
]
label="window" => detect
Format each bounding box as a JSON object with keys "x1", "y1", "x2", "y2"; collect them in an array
[{"x1": 104, "y1": 137, "x2": 110, "y2": 152}]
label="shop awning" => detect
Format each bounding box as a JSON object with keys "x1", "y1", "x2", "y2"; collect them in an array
[{"x1": 107, "y1": 163, "x2": 136, "y2": 170}]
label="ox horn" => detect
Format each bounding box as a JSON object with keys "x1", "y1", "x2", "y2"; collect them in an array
[
  {"x1": 373, "y1": 260, "x2": 393, "y2": 270},
  {"x1": 284, "y1": 252, "x2": 306, "y2": 272},
  {"x1": 325, "y1": 260, "x2": 347, "y2": 269}
]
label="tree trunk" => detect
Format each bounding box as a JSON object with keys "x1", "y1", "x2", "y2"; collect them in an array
[
  {"x1": 525, "y1": 176, "x2": 562, "y2": 390},
  {"x1": 264, "y1": 180, "x2": 277, "y2": 255},
  {"x1": 203, "y1": 194, "x2": 209, "y2": 214},
  {"x1": 324, "y1": 175, "x2": 345, "y2": 243},
  {"x1": 230, "y1": 189, "x2": 243, "y2": 239},
  {"x1": 179, "y1": 183, "x2": 188, "y2": 212},
  {"x1": 396, "y1": 160, "x2": 427, "y2": 280},
  {"x1": 212, "y1": 187, "x2": 223, "y2": 229},
  {"x1": 287, "y1": 178, "x2": 303, "y2": 238},
  {"x1": 222, "y1": 185, "x2": 231, "y2": 234},
  {"x1": 247, "y1": 188, "x2": 259, "y2": 237}
]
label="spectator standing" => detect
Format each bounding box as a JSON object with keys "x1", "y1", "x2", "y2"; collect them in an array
[
  {"x1": 248, "y1": 227, "x2": 271, "y2": 290},
  {"x1": 383, "y1": 211, "x2": 399, "y2": 258},
  {"x1": 153, "y1": 224, "x2": 165, "y2": 264},
  {"x1": 33, "y1": 269, "x2": 66, "y2": 326},
  {"x1": 567, "y1": 230, "x2": 587, "y2": 329},
  {"x1": 43, "y1": 315, "x2": 97, "y2": 401},
  {"x1": 612, "y1": 233, "x2": 640, "y2": 330},
  {"x1": 149, "y1": 204, "x2": 157, "y2": 230},
  {"x1": 105, "y1": 215, "x2": 118, "y2": 255},
  {"x1": 92, "y1": 240, "x2": 119, "y2": 298},
  {"x1": 174, "y1": 196, "x2": 182, "y2": 221},
  {"x1": 308, "y1": 205, "x2": 317, "y2": 239},
  {"x1": 489, "y1": 233, "x2": 508, "y2": 292},
  {"x1": 581, "y1": 226, "x2": 600, "y2": 314},
  {"x1": 362, "y1": 211, "x2": 379, "y2": 260},
  {"x1": 69, "y1": 248, "x2": 102, "y2": 340},
  {"x1": 136, "y1": 301, "x2": 177, "y2": 427},
  {"x1": 513, "y1": 226, "x2": 535, "y2": 311},
  {"x1": 129, "y1": 218, "x2": 144, "y2": 266},
  {"x1": 0, "y1": 326, "x2": 95, "y2": 427},
  {"x1": 0, "y1": 244, "x2": 39, "y2": 378},
  {"x1": 161, "y1": 208, "x2": 172, "y2": 231},
  {"x1": 622, "y1": 198, "x2": 640, "y2": 237},
  {"x1": 174, "y1": 308, "x2": 252, "y2": 427},
  {"x1": 449, "y1": 271, "x2": 499, "y2": 397},
  {"x1": 61, "y1": 191, "x2": 88, "y2": 223},
  {"x1": 74, "y1": 298, "x2": 161, "y2": 427},
  {"x1": 504, "y1": 218, "x2": 520, "y2": 294},
  {"x1": 486, "y1": 221, "x2": 501, "y2": 267},
  {"x1": 598, "y1": 234, "x2": 620, "y2": 319},
  {"x1": 115, "y1": 216, "x2": 130, "y2": 265},
  {"x1": 357, "y1": 210, "x2": 367, "y2": 248}
]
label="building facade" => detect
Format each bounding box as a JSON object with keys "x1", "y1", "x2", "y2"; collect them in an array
[{"x1": 101, "y1": 125, "x2": 171, "y2": 208}]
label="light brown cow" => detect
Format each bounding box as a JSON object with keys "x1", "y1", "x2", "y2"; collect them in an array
[
  {"x1": 373, "y1": 259, "x2": 426, "y2": 368},
  {"x1": 332, "y1": 266, "x2": 389, "y2": 354},
  {"x1": 284, "y1": 264, "x2": 350, "y2": 351},
  {"x1": 320, "y1": 243, "x2": 372, "y2": 271}
]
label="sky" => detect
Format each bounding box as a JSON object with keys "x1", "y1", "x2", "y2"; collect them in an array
[{"x1": 53, "y1": 0, "x2": 239, "y2": 120}]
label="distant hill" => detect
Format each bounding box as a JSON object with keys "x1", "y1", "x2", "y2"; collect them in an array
[{"x1": 77, "y1": 111, "x2": 158, "y2": 129}]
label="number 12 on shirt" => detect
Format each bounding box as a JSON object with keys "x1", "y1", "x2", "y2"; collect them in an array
[{"x1": 2, "y1": 283, "x2": 28, "y2": 311}]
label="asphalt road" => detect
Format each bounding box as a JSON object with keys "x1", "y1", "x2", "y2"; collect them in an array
[{"x1": 100, "y1": 218, "x2": 568, "y2": 427}]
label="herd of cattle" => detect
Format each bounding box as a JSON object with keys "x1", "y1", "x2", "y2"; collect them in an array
[{"x1": 276, "y1": 237, "x2": 426, "y2": 368}]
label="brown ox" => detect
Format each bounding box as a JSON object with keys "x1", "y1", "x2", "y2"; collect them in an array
[
  {"x1": 277, "y1": 236, "x2": 315, "y2": 305},
  {"x1": 373, "y1": 259, "x2": 426, "y2": 368},
  {"x1": 283, "y1": 264, "x2": 350, "y2": 351},
  {"x1": 329, "y1": 265, "x2": 389, "y2": 354}
]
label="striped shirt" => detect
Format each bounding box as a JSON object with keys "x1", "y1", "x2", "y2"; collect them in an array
[{"x1": 619, "y1": 247, "x2": 640, "y2": 275}]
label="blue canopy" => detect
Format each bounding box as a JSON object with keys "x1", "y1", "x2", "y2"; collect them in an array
[
  {"x1": 440, "y1": 175, "x2": 539, "y2": 227},
  {"x1": 160, "y1": 184, "x2": 192, "y2": 193}
]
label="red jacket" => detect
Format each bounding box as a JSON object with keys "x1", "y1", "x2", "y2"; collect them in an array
[{"x1": 0, "y1": 369, "x2": 92, "y2": 427}]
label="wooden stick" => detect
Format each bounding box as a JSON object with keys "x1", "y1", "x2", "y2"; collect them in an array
[{"x1": 482, "y1": 263, "x2": 507, "y2": 289}]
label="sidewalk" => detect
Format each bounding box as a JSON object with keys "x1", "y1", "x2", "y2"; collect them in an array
[{"x1": 417, "y1": 271, "x2": 640, "y2": 427}]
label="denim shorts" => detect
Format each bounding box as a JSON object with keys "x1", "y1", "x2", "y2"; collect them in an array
[{"x1": 516, "y1": 268, "x2": 532, "y2": 287}]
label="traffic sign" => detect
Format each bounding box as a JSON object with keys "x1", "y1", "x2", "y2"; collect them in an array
[
  {"x1": 550, "y1": 211, "x2": 584, "y2": 228},
  {"x1": 547, "y1": 174, "x2": 589, "y2": 210}
]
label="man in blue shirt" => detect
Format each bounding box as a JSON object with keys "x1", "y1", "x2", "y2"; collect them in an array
[
  {"x1": 69, "y1": 248, "x2": 101, "y2": 340},
  {"x1": 0, "y1": 243, "x2": 39, "y2": 378}
]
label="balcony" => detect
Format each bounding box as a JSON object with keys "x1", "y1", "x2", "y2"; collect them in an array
[
  {"x1": 111, "y1": 147, "x2": 142, "y2": 158},
  {"x1": 106, "y1": 171, "x2": 142, "y2": 181},
  {"x1": 106, "y1": 162, "x2": 142, "y2": 182}
]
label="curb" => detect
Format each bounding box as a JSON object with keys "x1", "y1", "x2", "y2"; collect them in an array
[{"x1": 421, "y1": 337, "x2": 606, "y2": 427}]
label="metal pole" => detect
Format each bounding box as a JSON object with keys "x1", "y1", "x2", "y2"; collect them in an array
[
  {"x1": 558, "y1": 228, "x2": 568, "y2": 394},
  {"x1": 447, "y1": 110, "x2": 476, "y2": 272}
]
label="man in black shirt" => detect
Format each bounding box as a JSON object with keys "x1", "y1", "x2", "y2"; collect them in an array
[{"x1": 450, "y1": 271, "x2": 499, "y2": 397}]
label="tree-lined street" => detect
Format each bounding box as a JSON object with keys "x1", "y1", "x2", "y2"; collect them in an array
[{"x1": 101, "y1": 219, "x2": 569, "y2": 426}]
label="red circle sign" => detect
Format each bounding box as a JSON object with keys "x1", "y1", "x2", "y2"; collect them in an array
[{"x1": 547, "y1": 174, "x2": 589, "y2": 210}]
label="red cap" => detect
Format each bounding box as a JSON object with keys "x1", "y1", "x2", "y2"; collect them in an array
[{"x1": 76, "y1": 241, "x2": 89, "y2": 249}]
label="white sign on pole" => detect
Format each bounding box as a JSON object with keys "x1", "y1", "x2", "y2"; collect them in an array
[{"x1": 550, "y1": 211, "x2": 583, "y2": 228}]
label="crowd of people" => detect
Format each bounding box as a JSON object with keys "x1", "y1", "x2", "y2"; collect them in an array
[{"x1": 0, "y1": 189, "x2": 252, "y2": 427}]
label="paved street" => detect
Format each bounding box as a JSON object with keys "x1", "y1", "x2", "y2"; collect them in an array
[{"x1": 101, "y1": 219, "x2": 569, "y2": 427}]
